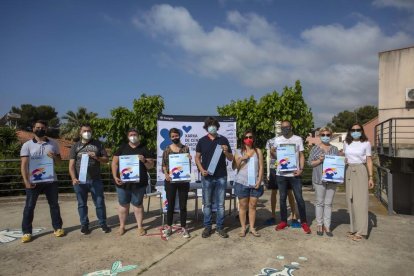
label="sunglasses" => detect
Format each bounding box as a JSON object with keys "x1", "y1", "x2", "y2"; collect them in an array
[
  {"x1": 351, "y1": 129, "x2": 362, "y2": 132},
  {"x1": 320, "y1": 134, "x2": 331, "y2": 137},
  {"x1": 244, "y1": 135, "x2": 253, "y2": 139}
]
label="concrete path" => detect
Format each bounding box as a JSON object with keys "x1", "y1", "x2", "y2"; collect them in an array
[{"x1": 0, "y1": 189, "x2": 413, "y2": 276}]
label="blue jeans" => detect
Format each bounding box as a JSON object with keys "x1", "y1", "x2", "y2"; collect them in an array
[
  {"x1": 277, "y1": 176, "x2": 307, "y2": 223},
  {"x1": 73, "y1": 180, "x2": 107, "y2": 226},
  {"x1": 202, "y1": 176, "x2": 226, "y2": 229},
  {"x1": 22, "y1": 182, "x2": 63, "y2": 234}
]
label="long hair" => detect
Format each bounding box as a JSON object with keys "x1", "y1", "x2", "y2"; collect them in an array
[
  {"x1": 241, "y1": 129, "x2": 256, "y2": 154},
  {"x1": 345, "y1": 122, "x2": 368, "y2": 144}
]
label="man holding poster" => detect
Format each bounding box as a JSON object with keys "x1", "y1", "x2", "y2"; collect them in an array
[
  {"x1": 111, "y1": 128, "x2": 154, "y2": 236},
  {"x1": 196, "y1": 117, "x2": 233, "y2": 239},
  {"x1": 273, "y1": 120, "x2": 311, "y2": 234},
  {"x1": 20, "y1": 120, "x2": 64, "y2": 243}
]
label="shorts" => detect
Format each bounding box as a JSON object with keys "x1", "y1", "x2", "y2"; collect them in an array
[
  {"x1": 116, "y1": 184, "x2": 147, "y2": 206},
  {"x1": 268, "y1": 169, "x2": 292, "y2": 190},
  {"x1": 234, "y1": 182, "x2": 264, "y2": 199}
]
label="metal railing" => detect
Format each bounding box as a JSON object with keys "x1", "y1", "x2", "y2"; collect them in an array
[
  {"x1": 374, "y1": 164, "x2": 394, "y2": 215},
  {"x1": 375, "y1": 117, "x2": 414, "y2": 157}
]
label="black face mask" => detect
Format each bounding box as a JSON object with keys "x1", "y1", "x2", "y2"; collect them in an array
[
  {"x1": 281, "y1": 127, "x2": 291, "y2": 136},
  {"x1": 171, "y1": 138, "x2": 180, "y2": 144},
  {"x1": 34, "y1": 129, "x2": 46, "y2": 138}
]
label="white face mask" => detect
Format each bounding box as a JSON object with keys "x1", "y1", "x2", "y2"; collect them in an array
[
  {"x1": 81, "y1": 131, "x2": 92, "y2": 140},
  {"x1": 128, "y1": 135, "x2": 138, "y2": 144}
]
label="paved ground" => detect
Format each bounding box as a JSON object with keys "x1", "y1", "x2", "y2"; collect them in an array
[{"x1": 0, "y1": 188, "x2": 413, "y2": 276}]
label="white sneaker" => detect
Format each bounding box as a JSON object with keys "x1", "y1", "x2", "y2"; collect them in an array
[{"x1": 182, "y1": 228, "x2": 191, "y2": 238}]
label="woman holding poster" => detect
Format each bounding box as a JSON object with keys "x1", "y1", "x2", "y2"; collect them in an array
[
  {"x1": 233, "y1": 130, "x2": 264, "y2": 237},
  {"x1": 161, "y1": 128, "x2": 191, "y2": 239},
  {"x1": 344, "y1": 123, "x2": 374, "y2": 242},
  {"x1": 308, "y1": 127, "x2": 340, "y2": 237}
]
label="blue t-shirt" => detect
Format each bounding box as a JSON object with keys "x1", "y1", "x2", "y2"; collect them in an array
[{"x1": 196, "y1": 134, "x2": 231, "y2": 177}]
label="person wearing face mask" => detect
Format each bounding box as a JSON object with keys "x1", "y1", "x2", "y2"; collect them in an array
[
  {"x1": 308, "y1": 127, "x2": 339, "y2": 237},
  {"x1": 343, "y1": 123, "x2": 374, "y2": 242},
  {"x1": 69, "y1": 123, "x2": 110, "y2": 235},
  {"x1": 161, "y1": 128, "x2": 191, "y2": 238},
  {"x1": 20, "y1": 120, "x2": 64, "y2": 243},
  {"x1": 195, "y1": 117, "x2": 234, "y2": 239},
  {"x1": 111, "y1": 128, "x2": 154, "y2": 236},
  {"x1": 232, "y1": 130, "x2": 264, "y2": 237},
  {"x1": 273, "y1": 120, "x2": 311, "y2": 234}
]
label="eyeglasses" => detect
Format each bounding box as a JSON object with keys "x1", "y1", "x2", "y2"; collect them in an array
[
  {"x1": 244, "y1": 136, "x2": 253, "y2": 139},
  {"x1": 351, "y1": 129, "x2": 362, "y2": 132},
  {"x1": 320, "y1": 134, "x2": 331, "y2": 137}
]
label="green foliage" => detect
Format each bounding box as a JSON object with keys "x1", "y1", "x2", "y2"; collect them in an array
[
  {"x1": 328, "y1": 105, "x2": 378, "y2": 132},
  {"x1": 60, "y1": 107, "x2": 99, "y2": 140},
  {"x1": 0, "y1": 127, "x2": 21, "y2": 158},
  {"x1": 217, "y1": 80, "x2": 314, "y2": 149},
  {"x1": 10, "y1": 104, "x2": 60, "y2": 130},
  {"x1": 91, "y1": 94, "x2": 164, "y2": 153}
]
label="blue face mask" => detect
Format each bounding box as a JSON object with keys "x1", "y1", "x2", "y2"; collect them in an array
[
  {"x1": 208, "y1": 126, "x2": 217, "y2": 135},
  {"x1": 351, "y1": 132, "x2": 362, "y2": 139},
  {"x1": 320, "y1": 136, "x2": 331, "y2": 144}
]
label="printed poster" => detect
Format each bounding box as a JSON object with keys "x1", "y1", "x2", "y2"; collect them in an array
[
  {"x1": 322, "y1": 155, "x2": 345, "y2": 183},
  {"x1": 29, "y1": 155, "x2": 54, "y2": 183}
]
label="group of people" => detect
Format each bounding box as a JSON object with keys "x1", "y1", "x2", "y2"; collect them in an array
[{"x1": 19, "y1": 117, "x2": 374, "y2": 243}]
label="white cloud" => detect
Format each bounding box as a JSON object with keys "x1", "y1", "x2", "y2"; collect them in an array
[
  {"x1": 372, "y1": 0, "x2": 414, "y2": 11},
  {"x1": 132, "y1": 4, "x2": 413, "y2": 125}
]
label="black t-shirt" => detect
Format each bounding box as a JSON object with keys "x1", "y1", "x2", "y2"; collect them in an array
[
  {"x1": 69, "y1": 139, "x2": 108, "y2": 181},
  {"x1": 114, "y1": 143, "x2": 152, "y2": 187},
  {"x1": 196, "y1": 134, "x2": 231, "y2": 177}
]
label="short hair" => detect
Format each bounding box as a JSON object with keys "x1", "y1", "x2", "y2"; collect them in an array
[
  {"x1": 203, "y1": 117, "x2": 220, "y2": 131},
  {"x1": 33, "y1": 120, "x2": 48, "y2": 127},
  {"x1": 345, "y1": 122, "x2": 368, "y2": 144},
  {"x1": 169, "y1": 128, "x2": 181, "y2": 137},
  {"x1": 127, "y1": 128, "x2": 139, "y2": 135},
  {"x1": 80, "y1": 123, "x2": 92, "y2": 129},
  {"x1": 319, "y1": 126, "x2": 333, "y2": 134},
  {"x1": 281, "y1": 120, "x2": 292, "y2": 127}
]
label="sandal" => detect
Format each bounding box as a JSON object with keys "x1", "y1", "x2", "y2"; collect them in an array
[
  {"x1": 347, "y1": 231, "x2": 356, "y2": 238},
  {"x1": 239, "y1": 228, "x2": 247, "y2": 237},
  {"x1": 250, "y1": 228, "x2": 261, "y2": 237},
  {"x1": 352, "y1": 234, "x2": 364, "y2": 242},
  {"x1": 117, "y1": 227, "x2": 126, "y2": 236},
  {"x1": 316, "y1": 225, "x2": 323, "y2": 236}
]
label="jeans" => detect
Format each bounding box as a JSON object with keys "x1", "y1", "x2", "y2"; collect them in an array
[
  {"x1": 314, "y1": 182, "x2": 337, "y2": 229},
  {"x1": 22, "y1": 182, "x2": 63, "y2": 234},
  {"x1": 202, "y1": 176, "x2": 226, "y2": 229},
  {"x1": 277, "y1": 176, "x2": 307, "y2": 223},
  {"x1": 73, "y1": 180, "x2": 107, "y2": 226},
  {"x1": 165, "y1": 181, "x2": 190, "y2": 227}
]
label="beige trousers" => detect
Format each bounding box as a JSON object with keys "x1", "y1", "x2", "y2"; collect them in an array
[{"x1": 345, "y1": 164, "x2": 369, "y2": 236}]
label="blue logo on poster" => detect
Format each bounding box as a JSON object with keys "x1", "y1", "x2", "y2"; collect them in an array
[
  {"x1": 159, "y1": 128, "x2": 183, "y2": 150},
  {"x1": 182, "y1": 125, "x2": 192, "y2": 133}
]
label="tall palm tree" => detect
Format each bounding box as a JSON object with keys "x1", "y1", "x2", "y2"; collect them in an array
[{"x1": 60, "y1": 107, "x2": 98, "y2": 140}]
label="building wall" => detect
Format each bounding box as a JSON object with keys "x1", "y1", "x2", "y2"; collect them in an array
[
  {"x1": 363, "y1": 116, "x2": 378, "y2": 146},
  {"x1": 378, "y1": 46, "x2": 414, "y2": 123}
]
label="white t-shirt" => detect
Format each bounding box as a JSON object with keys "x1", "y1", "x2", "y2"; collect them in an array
[
  {"x1": 344, "y1": 141, "x2": 372, "y2": 164},
  {"x1": 274, "y1": 135, "x2": 304, "y2": 177}
]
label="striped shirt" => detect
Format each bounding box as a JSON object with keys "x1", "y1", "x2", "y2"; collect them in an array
[{"x1": 307, "y1": 144, "x2": 340, "y2": 185}]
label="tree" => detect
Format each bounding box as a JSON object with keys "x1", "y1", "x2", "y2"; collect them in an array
[
  {"x1": 91, "y1": 94, "x2": 164, "y2": 153},
  {"x1": 0, "y1": 127, "x2": 21, "y2": 158},
  {"x1": 328, "y1": 105, "x2": 378, "y2": 132},
  {"x1": 60, "y1": 107, "x2": 98, "y2": 140},
  {"x1": 10, "y1": 104, "x2": 60, "y2": 130},
  {"x1": 217, "y1": 80, "x2": 314, "y2": 148}
]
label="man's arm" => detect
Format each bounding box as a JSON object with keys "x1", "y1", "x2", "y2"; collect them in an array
[
  {"x1": 195, "y1": 152, "x2": 208, "y2": 176},
  {"x1": 21, "y1": 156, "x2": 33, "y2": 189},
  {"x1": 69, "y1": 159, "x2": 80, "y2": 185}
]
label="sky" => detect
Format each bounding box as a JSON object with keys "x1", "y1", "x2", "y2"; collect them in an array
[{"x1": 1, "y1": 0, "x2": 413, "y2": 127}]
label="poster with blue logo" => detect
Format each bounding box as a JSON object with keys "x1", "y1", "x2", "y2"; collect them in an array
[
  {"x1": 157, "y1": 115, "x2": 237, "y2": 184},
  {"x1": 119, "y1": 155, "x2": 140, "y2": 182},
  {"x1": 322, "y1": 155, "x2": 345, "y2": 183},
  {"x1": 276, "y1": 144, "x2": 297, "y2": 171},
  {"x1": 29, "y1": 155, "x2": 54, "y2": 183},
  {"x1": 169, "y1": 153, "x2": 191, "y2": 182}
]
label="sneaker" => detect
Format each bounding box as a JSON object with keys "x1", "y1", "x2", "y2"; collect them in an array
[
  {"x1": 301, "y1": 223, "x2": 311, "y2": 234},
  {"x1": 290, "y1": 219, "x2": 301, "y2": 228},
  {"x1": 182, "y1": 228, "x2": 191, "y2": 239},
  {"x1": 21, "y1": 234, "x2": 32, "y2": 243},
  {"x1": 101, "y1": 225, "x2": 111, "y2": 233},
  {"x1": 80, "y1": 225, "x2": 90, "y2": 235},
  {"x1": 163, "y1": 227, "x2": 172, "y2": 238},
  {"x1": 216, "y1": 228, "x2": 229, "y2": 238},
  {"x1": 201, "y1": 227, "x2": 212, "y2": 238},
  {"x1": 137, "y1": 227, "x2": 146, "y2": 236},
  {"x1": 264, "y1": 217, "x2": 276, "y2": 226},
  {"x1": 275, "y1": 221, "x2": 288, "y2": 231},
  {"x1": 54, "y1": 229, "x2": 65, "y2": 237}
]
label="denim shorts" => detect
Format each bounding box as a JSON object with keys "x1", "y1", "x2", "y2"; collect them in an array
[
  {"x1": 116, "y1": 184, "x2": 147, "y2": 206},
  {"x1": 234, "y1": 182, "x2": 264, "y2": 199}
]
